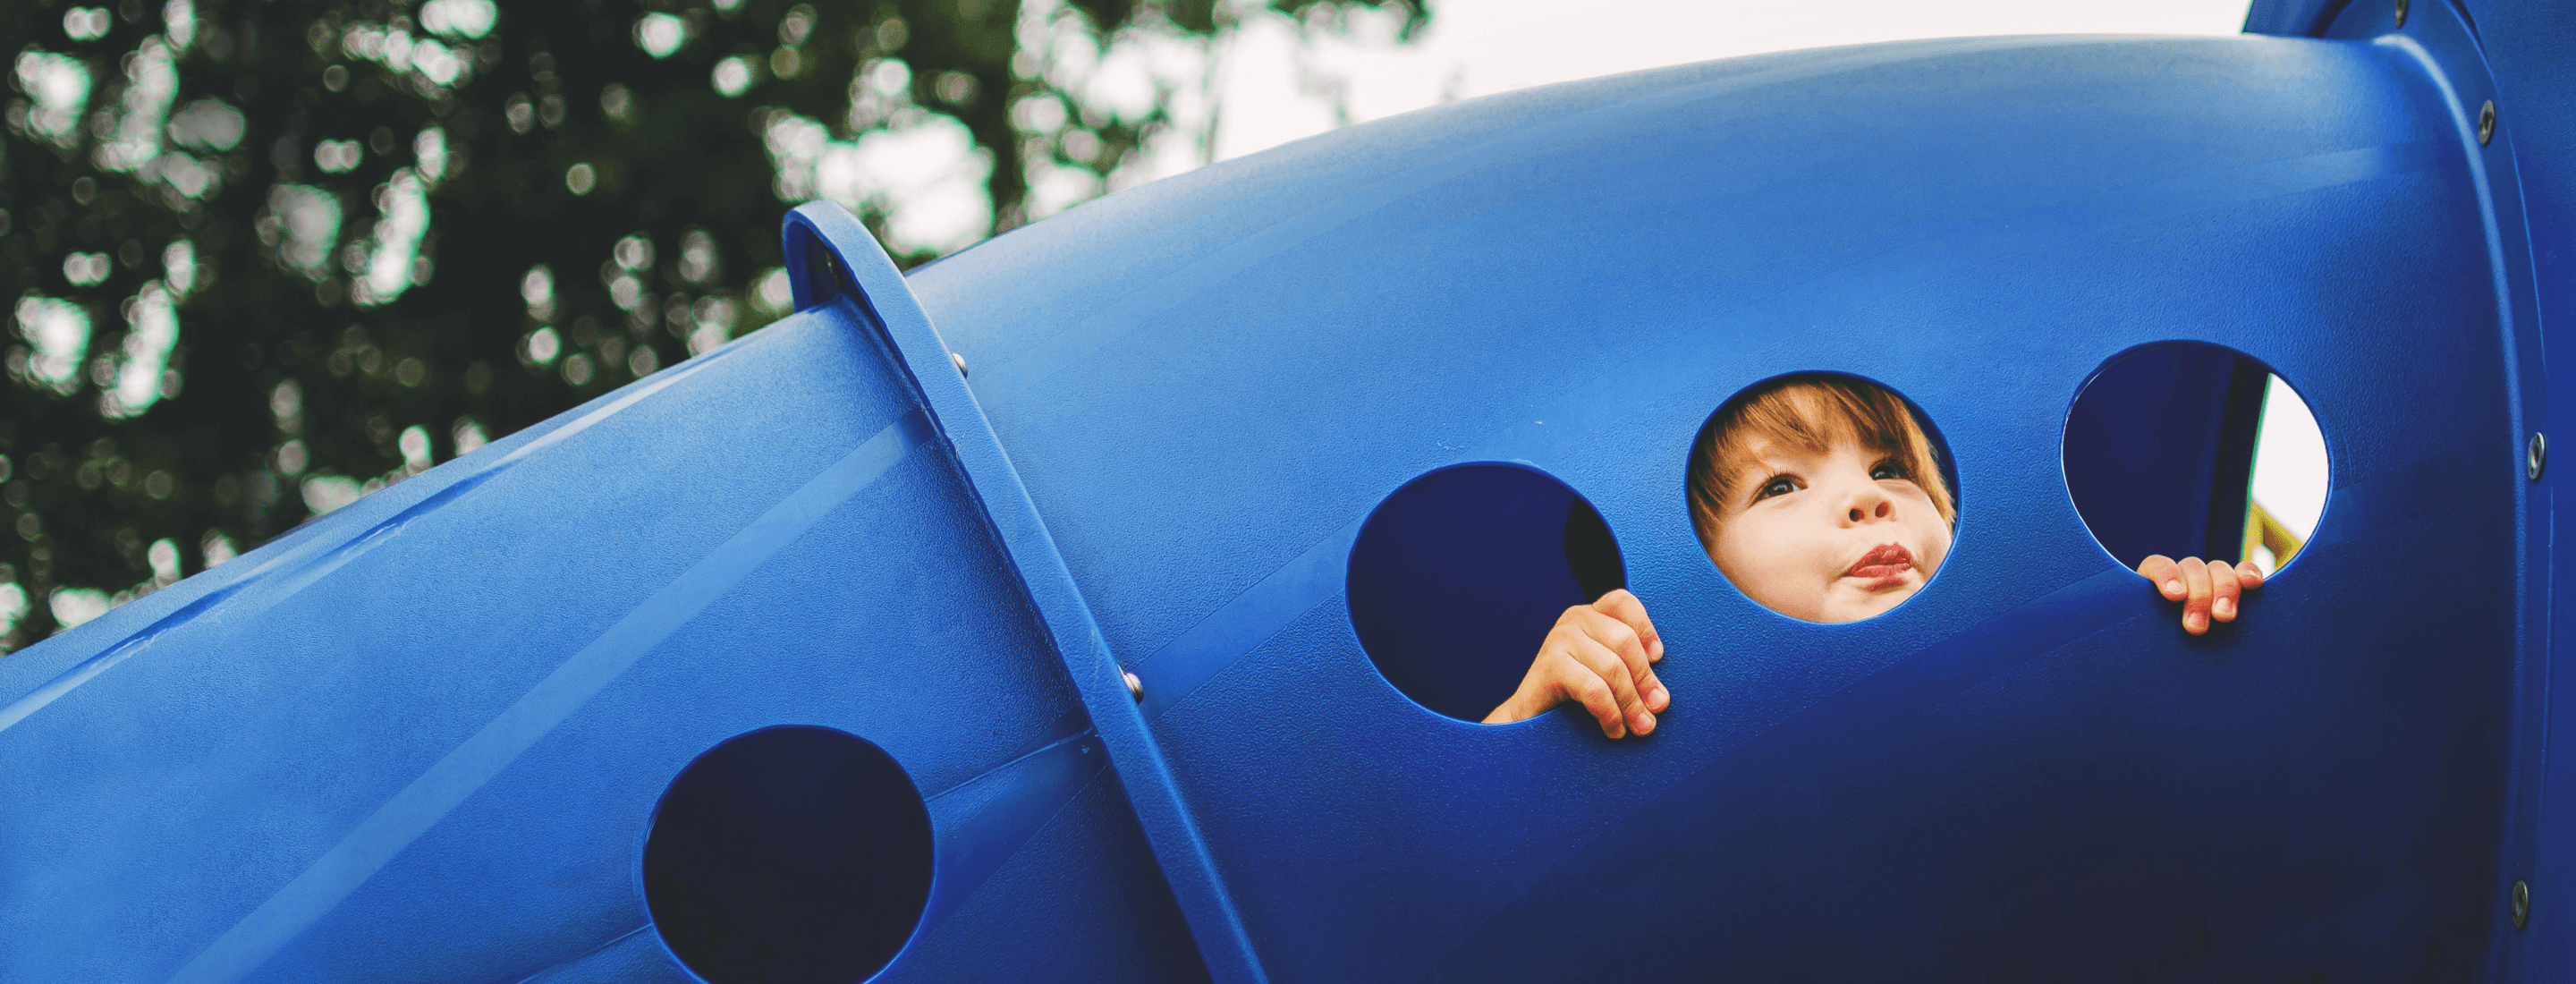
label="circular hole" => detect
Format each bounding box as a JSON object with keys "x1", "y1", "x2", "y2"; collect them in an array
[
  {"x1": 644, "y1": 725, "x2": 932, "y2": 984},
  {"x1": 1348, "y1": 463, "x2": 1626, "y2": 722},
  {"x1": 1686, "y1": 373, "x2": 1958, "y2": 623},
  {"x1": 2063, "y1": 342, "x2": 2327, "y2": 576}
]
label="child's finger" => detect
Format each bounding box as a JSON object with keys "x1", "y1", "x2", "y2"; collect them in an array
[
  {"x1": 1591, "y1": 589, "x2": 1665, "y2": 662},
  {"x1": 1580, "y1": 607, "x2": 1665, "y2": 714},
  {"x1": 2209, "y1": 559, "x2": 2243, "y2": 622},
  {"x1": 2179, "y1": 556, "x2": 2213, "y2": 634},
  {"x1": 1570, "y1": 635, "x2": 1654, "y2": 737},
  {"x1": 2237, "y1": 563, "x2": 2265, "y2": 591},
  {"x1": 1552, "y1": 655, "x2": 1628, "y2": 740},
  {"x1": 2137, "y1": 555, "x2": 2186, "y2": 600}
]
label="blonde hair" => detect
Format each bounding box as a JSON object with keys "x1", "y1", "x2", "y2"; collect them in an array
[{"x1": 1688, "y1": 376, "x2": 1956, "y2": 557}]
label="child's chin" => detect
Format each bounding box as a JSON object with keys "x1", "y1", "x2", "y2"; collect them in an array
[{"x1": 1820, "y1": 581, "x2": 1921, "y2": 623}]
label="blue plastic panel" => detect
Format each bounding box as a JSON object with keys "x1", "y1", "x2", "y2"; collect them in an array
[
  {"x1": 0, "y1": 239, "x2": 1206, "y2": 982},
  {"x1": 784, "y1": 203, "x2": 1263, "y2": 983},
  {"x1": 914, "y1": 30, "x2": 2525, "y2": 981},
  {"x1": 2301, "y1": 2, "x2": 2557, "y2": 976},
  {"x1": 2, "y1": 7, "x2": 2563, "y2": 980},
  {"x1": 2412, "y1": 0, "x2": 2576, "y2": 979}
]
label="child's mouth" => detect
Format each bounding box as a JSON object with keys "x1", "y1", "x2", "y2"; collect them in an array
[{"x1": 1844, "y1": 544, "x2": 1915, "y2": 588}]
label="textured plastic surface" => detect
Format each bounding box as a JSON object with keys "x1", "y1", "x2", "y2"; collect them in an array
[
  {"x1": 2258, "y1": 3, "x2": 2561, "y2": 978},
  {"x1": 783, "y1": 202, "x2": 1263, "y2": 983},
  {"x1": 0, "y1": 220, "x2": 1207, "y2": 982},
  {"x1": 2, "y1": 8, "x2": 2564, "y2": 981},
  {"x1": 2456, "y1": 0, "x2": 2576, "y2": 973},
  {"x1": 914, "y1": 26, "x2": 2531, "y2": 983}
]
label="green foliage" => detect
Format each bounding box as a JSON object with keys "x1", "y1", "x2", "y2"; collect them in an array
[{"x1": 0, "y1": 0, "x2": 1422, "y2": 650}]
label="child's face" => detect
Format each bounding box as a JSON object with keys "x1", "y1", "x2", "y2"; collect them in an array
[{"x1": 1711, "y1": 430, "x2": 1953, "y2": 623}]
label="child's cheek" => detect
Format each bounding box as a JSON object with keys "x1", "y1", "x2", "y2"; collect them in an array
[{"x1": 1922, "y1": 526, "x2": 1953, "y2": 575}]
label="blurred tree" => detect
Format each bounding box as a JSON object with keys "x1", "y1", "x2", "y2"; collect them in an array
[{"x1": 0, "y1": 0, "x2": 1425, "y2": 650}]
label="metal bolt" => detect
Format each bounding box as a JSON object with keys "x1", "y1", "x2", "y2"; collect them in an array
[
  {"x1": 2514, "y1": 879, "x2": 2531, "y2": 929},
  {"x1": 2479, "y1": 101, "x2": 2496, "y2": 146},
  {"x1": 2394, "y1": 0, "x2": 2409, "y2": 26},
  {"x1": 2530, "y1": 433, "x2": 2547, "y2": 480},
  {"x1": 951, "y1": 352, "x2": 969, "y2": 377},
  {"x1": 1123, "y1": 670, "x2": 1143, "y2": 702}
]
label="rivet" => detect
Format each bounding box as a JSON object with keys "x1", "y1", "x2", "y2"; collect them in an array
[
  {"x1": 2394, "y1": 0, "x2": 2409, "y2": 27},
  {"x1": 2479, "y1": 101, "x2": 2496, "y2": 146},
  {"x1": 1123, "y1": 670, "x2": 1143, "y2": 702},
  {"x1": 2514, "y1": 879, "x2": 2531, "y2": 929},
  {"x1": 2530, "y1": 433, "x2": 2547, "y2": 481},
  {"x1": 951, "y1": 352, "x2": 969, "y2": 377}
]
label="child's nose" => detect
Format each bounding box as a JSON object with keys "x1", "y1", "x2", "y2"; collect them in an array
[{"x1": 1847, "y1": 500, "x2": 1892, "y2": 522}]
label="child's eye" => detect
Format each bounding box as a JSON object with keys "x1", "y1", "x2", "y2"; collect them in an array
[
  {"x1": 1753, "y1": 475, "x2": 1801, "y2": 502},
  {"x1": 1871, "y1": 460, "x2": 1908, "y2": 481}
]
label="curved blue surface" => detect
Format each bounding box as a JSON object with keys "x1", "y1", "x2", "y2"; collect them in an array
[
  {"x1": 911, "y1": 18, "x2": 2535, "y2": 982},
  {"x1": 2, "y1": 4, "x2": 2565, "y2": 980},
  {"x1": 0, "y1": 251, "x2": 1208, "y2": 982}
]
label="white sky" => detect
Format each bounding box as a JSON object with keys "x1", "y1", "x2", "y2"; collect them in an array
[
  {"x1": 2251, "y1": 376, "x2": 2329, "y2": 544},
  {"x1": 1194, "y1": 0, "x2": 2256, "y2": 171},
  {"x1": 879, "y1": 0, "x2": 2259, "y2": 245}
]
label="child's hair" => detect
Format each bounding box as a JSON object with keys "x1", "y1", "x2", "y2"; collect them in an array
[{"x1": 1688, "y1": 375, "x2": 1957, "y2": 556}]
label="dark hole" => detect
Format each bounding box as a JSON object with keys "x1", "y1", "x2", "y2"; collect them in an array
[
  {"x1": 1348, "y1": 463, "x2": 1625, "y2": 722},
  {"x1": 1564, "y1": 496, "x2": 1625, "y2": 603},
  {"x1": 644, "y1": 725, "x2": 932, "y2": 984},
  {"x1": 2063, "y1": 342, "x2": 2281, "y2": 569}
]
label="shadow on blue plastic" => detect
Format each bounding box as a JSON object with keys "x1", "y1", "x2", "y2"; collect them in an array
[
  {"x1": 784, "y1": 216, "x2": 854, "y2": 313},
  {"x1": 2063, "y1": 342, "x2": 2324, "y2": 573},
  {"x1": 644, "y1": 725, "x2": 932, "y2": 984},
  {"x1": 1348, "y1": 463, "x2": 1623, "y2": 722}
]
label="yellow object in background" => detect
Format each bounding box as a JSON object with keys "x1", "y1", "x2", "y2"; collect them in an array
[{"x1": 2242, "y1": 499, "x2": 2306, "y2": 574}]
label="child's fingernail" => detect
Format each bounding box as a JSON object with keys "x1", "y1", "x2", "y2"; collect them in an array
[
  {"x1": 1634, "y1": 711, "x2": 1656, "y2": 734},
  {"x1": 2215, "y1": 598, "x2": 2233, "y2": 618},
  {"x1": 2166, "y1": 580, "x2": 2183, "y2": 596},
  {"x1": 1649, "y1": 686, "x2": 1670, "y2": 710},
  {"x1": 2186, "y1": 612, "x2": 2205, "y2": 632}
]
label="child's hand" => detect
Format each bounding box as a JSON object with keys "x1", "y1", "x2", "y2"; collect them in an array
[
  {"x1": 1483, "y1": 589, "x2": 1668, "y2": 738},
  {"x1": 2135, "y1": 555, "x2": 2264, "y2": 635}
]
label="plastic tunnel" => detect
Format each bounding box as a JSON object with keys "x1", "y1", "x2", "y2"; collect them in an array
[{"x1": 5, "y1": 0, "x2": 2575, "y2": 980}]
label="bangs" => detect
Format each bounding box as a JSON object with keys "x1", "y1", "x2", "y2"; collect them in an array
[{"x1": 1688, "y1": 377, "x2": 1955, "y2": 553}]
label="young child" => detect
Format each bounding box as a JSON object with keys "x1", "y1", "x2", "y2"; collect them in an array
[{"x1": 1483, "y1": 375, "x2": 2266, "y2": 740}]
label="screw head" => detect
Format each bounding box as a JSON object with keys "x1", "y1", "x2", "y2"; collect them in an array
[
  {"x1": 2530, "y1": 433, "x2": 2547, "y2": 481},
  {"x1": 2395, "y1": 0, "x2": 2409, "y2": 26},
  {"x1": 2479, "y1": 101, "x2": 2497, "y2": 146},
  {"x1": 950, "y1": 352, "x2": 969, "y2": 377},
  {"x1": 2514, "y1": 879, "x2": 2531, "y2": 929},
  {"x1": 1123, "y1": 670, "x2": 1144, "y2": 702}
]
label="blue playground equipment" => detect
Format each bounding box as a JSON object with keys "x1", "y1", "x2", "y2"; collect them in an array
[{"x1": 7, "y1": 0, "x2": 2575, "y2": 980}]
